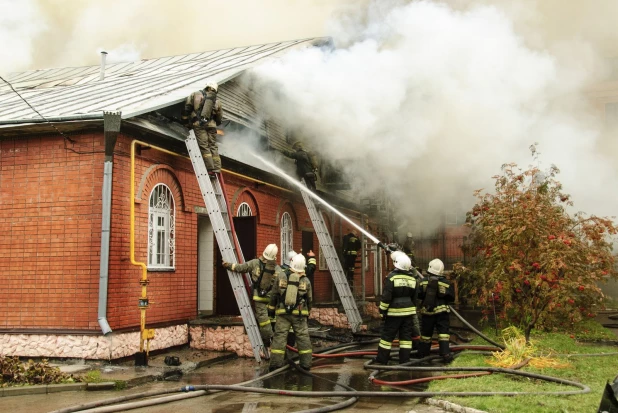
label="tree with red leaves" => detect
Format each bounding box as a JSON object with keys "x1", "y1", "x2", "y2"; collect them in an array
[{"x1": 457, "y1": 148, "x2": 618, "y2": 342}]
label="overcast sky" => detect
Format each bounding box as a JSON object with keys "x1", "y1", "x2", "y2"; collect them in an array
[{"x1": 0, "y1": 0, "x2": 359, "y2": 73}]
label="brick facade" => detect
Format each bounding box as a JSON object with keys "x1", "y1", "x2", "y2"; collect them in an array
[{"x1": 0, "y1": 129, "x2": 381, "y2": 337}]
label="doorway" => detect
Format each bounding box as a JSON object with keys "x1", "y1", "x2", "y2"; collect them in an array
[
  {"x1": 302, "y1": 230, "x2": 315, "y2": 285},
  {"x1": 215, "y1": 216, "x2": 257, "y2": 315},
  {"x1": 198, "y1": 215, "x2": 214, "y2": 316}
]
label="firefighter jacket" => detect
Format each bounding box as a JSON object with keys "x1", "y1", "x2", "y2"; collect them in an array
[
  {"x1": 182, "y1": 90, "x2": 223, "y2": 128},
  {"x1": 282, "y1": 148, "x2": 317, "y2": 180},
  {"x1": 229, "y1": 257, "x2": 279, "y2": 303},
  {"x1": 268, "y1": 257, "x2": 315, "y2": 317},
  {"x1": 379, "y1": 269, "x2": 418, "y2": 317},
  {"x1": 342, "y1": 232, "x2": 361, "y2": 257},
  {"x1": 418, "y1": 275, "x2": 455, "y2": 315}
]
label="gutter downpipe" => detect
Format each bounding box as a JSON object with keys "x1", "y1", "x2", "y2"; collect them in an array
[{"x1": 98, "y1": 112, "x2": 121, "y2": 335}]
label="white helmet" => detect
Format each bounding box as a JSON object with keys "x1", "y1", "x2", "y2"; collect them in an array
[
  {"x1": 428, "y1": 258, "x2": 444, "y2": 276},
  {"x1": 393, "y1": 253, "x2": 411, "y2": 271},
  {"x1": 407, "y1": 232, "x2": 413, "y2": 238},
  {"x1": 262, "y1": 244, "x2": 278, "y2": 261},
  {"x1": 287, "y1": 250, "x2": 297, "y2": 263},
  {"x1": 205, "y1": 80, "x2": 218, "y2": 92},
  {"x1": 290, "y1": 254, "x2": 306, "y2": 273}
]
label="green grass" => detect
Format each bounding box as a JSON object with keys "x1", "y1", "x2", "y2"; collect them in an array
[{"x1": 428, "y1": 322, "x2": 618, "y2": 413}]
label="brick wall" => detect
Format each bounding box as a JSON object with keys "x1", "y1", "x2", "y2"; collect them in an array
[{"x1": 0, "y1": 130, "x2": 381, "y2": 333}]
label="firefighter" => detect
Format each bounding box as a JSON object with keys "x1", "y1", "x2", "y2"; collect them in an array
[
  {"x1": 280, "y1": 250, "x2": 297, "y2": 271},
  {"x1": 222, "y1": 244, "x2": 279, "y2": 344},
  {"x1": 418, "y1": 258, "x2": 455, "y2": 361},
  {"x1": 268, "y1": 251, "x2": 315, "y2": 371},
  {"x1": 374, "y1": 252, "x2": 420, "y2": 365},
  {"x1": 279, "y1": 250, "x2": 297, "y2": 346},
  {"x1": 282, "y1": 141, "x2": 318, "y2": 191},
  {"x1": 402, "y1": 232, "x2": 417, "y2": 268},
  {"x1": 181, "y1": 81, "x2": 223, "y2": 173},
  {"x1": 342, "y1": 229, "x2": 361, "y2": 289}
]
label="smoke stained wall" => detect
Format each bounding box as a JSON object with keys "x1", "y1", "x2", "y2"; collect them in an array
[{"x1": 248, "y1": 0, "x2": 618, "y2": 234}]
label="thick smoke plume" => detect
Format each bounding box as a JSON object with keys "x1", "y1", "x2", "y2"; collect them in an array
[{"x1": 250, "y1": 0, "x2": 618, "y2": 234}]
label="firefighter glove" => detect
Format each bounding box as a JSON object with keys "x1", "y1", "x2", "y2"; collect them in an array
[
  {"x1": 199, "y1": 117, "x2": 209, "y2": 126},
  {"x1": 379, "y1": 309, "x2": 387, "y2": 319},
  {"x1": 222, "y1": 261, "x2": 231, "y2": 270},
  {"x1": 268, "y1": 308, "x2": 275, "y2": 318}
]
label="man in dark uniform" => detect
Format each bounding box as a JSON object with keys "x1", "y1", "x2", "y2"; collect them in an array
[
  {"x1": 374, "y1": 253, "x2": 419, "y2": 364},
  {"x1": 418, "y1": 258, "x2": 455, "y2": 361},
  {"x1": 182, "y1": 81, "x2": 223, "y2": 173},
  {"x1": 282, "y1": 142, "x2": 318, "y2": 191},
  {"x1": 342, "y1": 229, "x2": 361, "y2": 289}
]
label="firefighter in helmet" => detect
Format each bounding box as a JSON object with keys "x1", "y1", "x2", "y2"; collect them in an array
[
  {"x1": 282, "y1": 141, "x2": 319, "y2": 191},
  {"x1": 374, "y1": 252, "x2": 420, "y2": 364},
  {"x1": 182, "y1": 81, "x2": 223, "y2": 173},
  {"x1": 268, "y1": 251, "x2": 315, "y2": 371},
  {"x1": 222, "y1": 244, "x2": 279, "y2": 344},
  {"x1": 279, "y1": 250, "x2": 298, "y2": 346},
  {"x1": 418, "y1": 258, "x2": 455, "y2": 361}
]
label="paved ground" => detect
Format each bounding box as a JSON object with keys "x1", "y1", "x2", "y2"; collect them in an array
[{"x1": 0, "y1": 346, "x2": 449, "y2": 413}]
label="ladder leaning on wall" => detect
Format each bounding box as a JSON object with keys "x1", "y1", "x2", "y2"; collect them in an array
[
  {"x1": 185, "y1": 130, "x2": 268, "y2": 362},
  {"x1": 299, "y1": 180, "x2": 363, "y2": 332}
]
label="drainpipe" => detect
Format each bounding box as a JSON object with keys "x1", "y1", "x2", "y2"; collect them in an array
[
  {"x1": 360, "y1": 214, "x2": 366, "y2": 302},
  {"x1": 99, "y1": 51, "x2": 108, "y2": 81},
  {"x1": 98, "y1": 111, "x2": 121, "y2": 335}
]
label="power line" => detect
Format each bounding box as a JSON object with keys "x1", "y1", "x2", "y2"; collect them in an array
[{"x1": 0, "y1": 74, "x2": 76, "y2": 144}]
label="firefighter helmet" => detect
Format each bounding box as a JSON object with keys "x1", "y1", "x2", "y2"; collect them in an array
[
  {"x1": 205, "y1": 80, "x2": 218, "y2": 92},
  {"x1": 428, "y1": 258, "x2": 444, "y2": 276},
  {"x1": 290, "y1": 254, "x2": 306, "y2": 273},
  {"x1": 287, "y1": 250, "x2": 297, "y2": 263},
  {"x1": 407, "y1": 232, "x2": 413, "y2": 238},
  {"x1": 393, "y1": 253, "x2": 411, "y2": 271},
  {"x1": 262, "y1": 244, "x2": 278, "y2": 261},
  {"x1": 292, "y1": 141, "x2": 304, "y2": 150}
]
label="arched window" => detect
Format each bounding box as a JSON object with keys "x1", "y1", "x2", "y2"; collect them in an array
[
  {"x1": 148, "y1": 184, "x2": 175, "y2": 269},
  {"x1": 280, "y1": 212, "x2": 293, "y2": 263},
  {"x1": 237, "y1": 202, "x2": 252, "y2": 217}
]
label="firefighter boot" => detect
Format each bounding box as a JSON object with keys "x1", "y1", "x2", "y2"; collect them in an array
[
  {"x1": 373, "y1": 346, "x2": 391, "y2": 365},
  {"x1": 439, "y1": 340, "x2": 453, "y2": 362},
  {"x1": 418, "y1": 341, "x2": 431, "y2": 359},
  {"x1": 399, "y1": 347, "x2": 412, "y2": 364},
  {"x1": 412, "y1": 338, "x2": 421, "y2": 359}
]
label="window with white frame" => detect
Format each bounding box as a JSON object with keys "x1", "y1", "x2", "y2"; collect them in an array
[
  {"x1": 280, "y1": 212, "x2": 293, "y2": 263},
  {"x1": 319, "y1": 246, "x2": 327, "y2": 270},
  {"x1": 148, "y1": 184, "x2": 175, "y2": 269},
  {"x1": 237, "y1": 202, "x2": 252, "y2": 217}
]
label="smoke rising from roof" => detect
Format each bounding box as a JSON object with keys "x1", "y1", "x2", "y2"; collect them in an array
[{"x1": 249, "y1": 0, "x2": 618, "y2": 234}]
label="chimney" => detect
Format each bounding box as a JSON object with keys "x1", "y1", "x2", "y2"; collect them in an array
[{"x1": 99, "y1": 51, "x2": 108, "y2": 81}]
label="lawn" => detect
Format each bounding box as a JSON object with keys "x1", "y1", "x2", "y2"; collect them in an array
[{"x1": 426, "y1": 321, "x2": 618, "y2": 413}]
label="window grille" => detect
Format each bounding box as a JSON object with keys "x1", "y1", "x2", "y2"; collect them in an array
[
  {"x1": 280, "y1": 212, "x2": 293, "y2": 263},
  {"x1": 148, "y1": 184, "x2": 175, "y2": 269},
  {"x1": 237, "y1": 202, "x2": 252, "y2": 217}
]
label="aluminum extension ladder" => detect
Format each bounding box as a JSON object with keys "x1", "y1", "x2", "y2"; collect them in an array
[
  {"x1": 300, "y1": 180, "x2": 363, "y2": 332},
  {"x1": 185, "y1": 130, "x2": 268, "y2": 362}
]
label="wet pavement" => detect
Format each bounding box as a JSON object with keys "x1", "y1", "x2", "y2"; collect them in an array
[{"x1": 0, "y1": 346, "x2": 449, "y2": 413}]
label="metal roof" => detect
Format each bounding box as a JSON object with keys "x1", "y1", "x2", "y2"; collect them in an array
[{"x1": 0, "y1": 38, "x2": 326, "y2": 123}]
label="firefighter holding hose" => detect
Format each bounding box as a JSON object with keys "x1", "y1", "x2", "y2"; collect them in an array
[
  {"x1": 268, "y1": 251, "x2": 315, "y2": 371},
  {"x1": 418, "y1": 258, "x2": 455, "y2": 361},
  {"x1": 374, "y1": 252, "x2": 420, "y2": 365}
]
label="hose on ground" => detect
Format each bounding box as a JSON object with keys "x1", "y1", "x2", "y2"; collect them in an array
[{"x1": 449, "y1": 306, "x2": 505, "y2": 349}]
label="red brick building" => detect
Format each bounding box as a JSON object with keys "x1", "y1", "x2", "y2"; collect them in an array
[{"x1": 0, "y1": 40, "x2": 387, "y2": 359}]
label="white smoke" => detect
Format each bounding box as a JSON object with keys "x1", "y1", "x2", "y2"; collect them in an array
[
  {"x1": 249, "y1": 0, "x2": 618, "y2": 233},
  {"x1": 0, "y1": 0, "x2": 46, "y2": 75}
]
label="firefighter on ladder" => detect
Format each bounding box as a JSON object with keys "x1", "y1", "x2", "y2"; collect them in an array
[
  {"x1": 342, "y1": 229, "x2": 361, "y2": 291},
  {"x1": 222, "y1": 244, "x2": 280, "y2": 345},
  {"x1": 182, "y1": 81, "x2": 223, "y2": 174},
  {"x1": 281, "y1": 142, "x2": 319, "y2": 191},
  {"x1": 268, "y1": 251, "x2": 315, "y2": 371},
  {"x1": 418, "y1": 258, "x2": 455, "y2": 361},
  {"x1": 374, "y1": 252, "x2": 420, "y2": 364}
]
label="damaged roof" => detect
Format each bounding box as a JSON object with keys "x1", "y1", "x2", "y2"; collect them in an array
[{"x1": 0, "y1": 38, "x2": 327, "y2": 123}]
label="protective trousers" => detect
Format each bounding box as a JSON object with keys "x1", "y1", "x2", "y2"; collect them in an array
[
  {"x1": 254, "y1": 302, "x2": 273, "y2": 343},
  {"x1": 344, "y1": 255, "x2": 356, "y2": 287},
  {"x1": 269, "y1": 314, "x2": 312, "y2": 370},
  {"x1": 195, "y1": 126, "x2": 221, "y2": 172},
  {"x1": 375, "y1": 315, "x2": 420, "y2": 365},
  {"x1": 420, "y1": 312, "x2": 451, "y2": 359}
]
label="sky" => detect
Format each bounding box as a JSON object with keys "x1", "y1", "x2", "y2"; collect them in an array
[{"x1": 2, "y1": 0, "x2": 618, "y2": 236}]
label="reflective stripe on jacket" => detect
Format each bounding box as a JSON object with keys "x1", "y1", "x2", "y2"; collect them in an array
[{"x1": 379, "y1": 270, "x2": 418, "y2": 317}]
